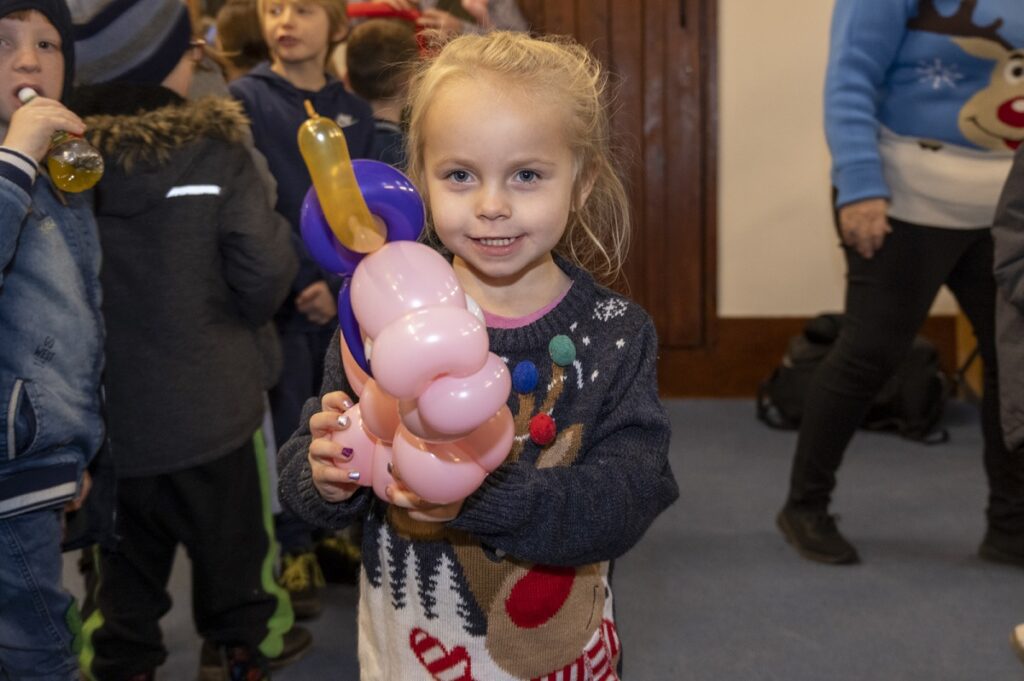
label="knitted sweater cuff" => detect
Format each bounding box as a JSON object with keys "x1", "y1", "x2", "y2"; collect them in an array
[
  {"x1": 448, "y1": 462, "x2": 533, "y2": 536},
  {"x1": 293, "y1": 453, "x2": 372, "y2": 526}
]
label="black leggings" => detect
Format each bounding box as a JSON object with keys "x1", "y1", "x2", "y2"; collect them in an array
[{"x1": 786, "y1": 218, "x2": 1024, "y2": 533}]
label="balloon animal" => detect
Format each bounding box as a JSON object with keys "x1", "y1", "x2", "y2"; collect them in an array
[{"x1": 298, "y1": 103, "x2": 513, "y2": 510}]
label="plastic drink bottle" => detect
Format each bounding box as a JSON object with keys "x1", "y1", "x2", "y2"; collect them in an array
[{"x1": 17, "y1": 87, "x2": 104, "y2": 193}]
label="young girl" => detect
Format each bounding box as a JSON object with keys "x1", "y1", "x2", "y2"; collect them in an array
[{"x1": 278, "y1": 31, "x2": 679, "y2": 680}]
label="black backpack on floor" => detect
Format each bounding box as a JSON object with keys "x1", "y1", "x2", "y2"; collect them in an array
[{"x1": 756, "y1": 313, "x2": 951, "y2": 444}]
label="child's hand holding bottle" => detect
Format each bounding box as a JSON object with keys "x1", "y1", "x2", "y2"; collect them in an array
[
  {"x1": 4, "y1": 89, "x2": 84, "y2": 164},
  {"x1": 9, "y1": 88, "x2": 103, "y2": 192}
]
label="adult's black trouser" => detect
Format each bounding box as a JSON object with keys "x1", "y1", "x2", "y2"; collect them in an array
[
  {"x1": 786, "y1": 218, "x2": 1024, "y2": 534},
  {"x1": 80, "y1": 436, "x2": 292, "y2": 680}
]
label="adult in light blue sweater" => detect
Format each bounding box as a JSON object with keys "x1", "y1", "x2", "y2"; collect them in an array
[{"x1": 779, "y1": 0, "x2": 1024, "y2": 567}]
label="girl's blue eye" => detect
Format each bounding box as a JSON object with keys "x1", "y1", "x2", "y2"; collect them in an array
[
  {"x1": 448, "y1": 170, "x2": 471, "y2": 182},
  {"x1": 516, "y1": 170, "x2": 539, "y2": 182}
]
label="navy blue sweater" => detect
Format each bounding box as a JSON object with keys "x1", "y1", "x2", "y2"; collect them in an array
[{"x1": 277, "y1": 259, "x2": 678, "y2": 678}]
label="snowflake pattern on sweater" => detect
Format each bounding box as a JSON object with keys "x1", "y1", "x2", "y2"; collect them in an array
[{"x1": 278, "y1": 259, "x2": 678, "y2": 680}]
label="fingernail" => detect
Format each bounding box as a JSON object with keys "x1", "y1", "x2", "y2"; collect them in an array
[
  {"x1": 337, "y1": 415, "x2": 350, "y2": 429},
  {"x1": 347, "y1": 471, "x2": 361, "y2": 481},
  {"x1": 340, "y1": 447, "x2": 354, "y2": 460},
  {"x1": 342, "y1": 399, "x2": 353, "y2": 410}
]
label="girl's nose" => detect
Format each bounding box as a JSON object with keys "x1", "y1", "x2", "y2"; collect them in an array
[{"x1": 476, "y1": 186, "x2": 511, "y2": 220}]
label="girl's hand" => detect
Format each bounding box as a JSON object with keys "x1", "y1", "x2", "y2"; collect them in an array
[
  {"x1": 295, "y1": 281, "x2": 337, "y2": 325},
  {"x1": 386, "y1": 477, "x2": 464, "y2": 522},
  {"x1": 838, "y1": 198, "x2": 891, "y2": 259},
  {"x1": 308, "y1": 391, "x2": 360, "y2": 502},
  {"x1": 4, "y1": 96, "x2": 86, "y2": 163}
]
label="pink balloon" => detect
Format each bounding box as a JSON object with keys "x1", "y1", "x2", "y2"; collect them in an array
[
  {"x1": 371, "y1": 306, "x2": 489, "y2": 400},
  {"x1": 391, "y1": 424, "x2": 488, "y2": 505},
  {"x1": 350, "y1": 241, "x2": 466, "y2": 339},
  {"x1": 398, "y1": 398, "x2": 456, "y2": 442},
  {"x1": 359, "y1": 378, "x2": 400, "y2": 443},
  {"x1": 459, "y1": 406, "x2": 515, "y2": 473},
  {"x1": 371, "y1": 441, "x2": 396, "y2": 502},
  {"x1": 409, "y1": 353, "x2": 511, "y2": 439},
  {"x1": 340, "y1": 332, "x2": 368, "y2": 397},
  {"x1": 327, "y1": 404, "x2": 377, "y2": 487}
]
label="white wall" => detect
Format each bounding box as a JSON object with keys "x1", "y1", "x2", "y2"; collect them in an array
[{"x1": 717, "y1": 0, "x2": 956, "y2": 317}]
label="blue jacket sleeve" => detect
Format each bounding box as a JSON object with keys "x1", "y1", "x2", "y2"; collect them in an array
[
  {"x1": 825, "y1": 0, "x2": 913, "y2": 208},
  {"x1": 0, "y1": 170, "x2": 31, "y2": 286}
]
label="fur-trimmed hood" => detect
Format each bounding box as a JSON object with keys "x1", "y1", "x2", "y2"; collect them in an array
[{"x1": 71, "y1": 84, "x2": 250, "y2": 173}]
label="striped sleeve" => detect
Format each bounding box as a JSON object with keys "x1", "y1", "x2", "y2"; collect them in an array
[{"x1": 0, "y1": 147, "x2": 37, "y2": 194}]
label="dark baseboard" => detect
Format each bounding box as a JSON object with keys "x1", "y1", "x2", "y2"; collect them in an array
[{"x1": 658, "y1": 315, "x2": 957, "y2": 398}]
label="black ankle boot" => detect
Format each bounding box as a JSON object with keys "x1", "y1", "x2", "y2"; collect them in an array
[{"x1": 777, "y1": 505, "x2": 860, "y2": 564}]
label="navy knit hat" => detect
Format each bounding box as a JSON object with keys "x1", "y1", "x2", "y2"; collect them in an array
[
  {"x1": 71, "y1": 0, "x2": 191, "y2": 87},
  {"x1": 0, "y1": 0, "x2": 75, "y2": 99}
]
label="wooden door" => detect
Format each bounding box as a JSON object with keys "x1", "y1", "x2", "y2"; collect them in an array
[{"x1": 517, "y1": 0, "x2": 717, "y2": 362}]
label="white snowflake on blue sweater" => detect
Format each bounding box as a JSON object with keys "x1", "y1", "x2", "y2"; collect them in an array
[{"x1": 916, "y1": 58, "x2": 964, "y2": 90}]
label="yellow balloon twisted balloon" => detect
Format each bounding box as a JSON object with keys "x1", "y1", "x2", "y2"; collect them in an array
[{"x1": 298, "y1": 100, "x2": 386, "y2": 253}]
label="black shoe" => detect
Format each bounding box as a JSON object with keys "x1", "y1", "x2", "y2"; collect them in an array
[
  {"x1": 198, "y1": 642, "x2": 271, "y2": 681},
  {"x1": 279, "y1": 552, "x2": 324, "y2": 619},
  {"x1": 776, "y1": 506, "x2": 860, "y2": 565},
  {"x1": 268, "y1": 625, "x2": 313, "y2": 670},
  {"x1": 979, "y1": 528, "x2": 1024, "y2": 567}
]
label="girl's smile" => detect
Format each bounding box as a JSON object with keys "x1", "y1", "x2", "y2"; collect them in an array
[{"x1": 422, "y1": 77, "x2": 589, "y2": 315}]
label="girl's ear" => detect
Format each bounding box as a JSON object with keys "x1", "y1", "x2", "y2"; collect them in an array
[{"x1": 573, "y1": 167, "x2": 597, "y2": 212}]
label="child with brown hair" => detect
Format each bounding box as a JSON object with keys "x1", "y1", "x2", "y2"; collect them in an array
[
  {"x1": 345, "y1": 18, "x2": 418, "y2": 168},
  {"x1": 213, "y1": 0, "x2": 268, "y2": 82}
]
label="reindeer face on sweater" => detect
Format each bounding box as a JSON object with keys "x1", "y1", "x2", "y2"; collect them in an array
[{"x1": 909, "y1": 0, "x2": 1024, "y2": 151}]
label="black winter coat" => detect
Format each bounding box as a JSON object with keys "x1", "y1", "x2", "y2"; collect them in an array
[{"x1": 73, "y1": 85, "x2": 298, "y2": 478}]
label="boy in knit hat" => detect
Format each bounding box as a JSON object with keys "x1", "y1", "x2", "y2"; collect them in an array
[
  {"x1": 68, "y1": 1, "x2": 305, "y2": 679},
  {"x1": 0, "y1": 1, "x2": 102, "y2": 679}
]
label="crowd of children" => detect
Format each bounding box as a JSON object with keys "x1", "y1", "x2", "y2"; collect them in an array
[
  {"x1": 17, "y1": 0, "x2": 1024, "y2": 678},
  {"x1": 0, "y1": 0, "x2": 675, "y2": 679}
]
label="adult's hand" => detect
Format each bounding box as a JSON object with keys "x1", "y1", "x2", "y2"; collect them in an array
[
  {"x1": 418, "y1": 8, "x2": 465, "y2": 35},
  {"x1": 378, "y1": 0, "x2": 419, "y2": 11},
  {"x1": 838, "y1": 198, "x2": 891, "y2": 259}
]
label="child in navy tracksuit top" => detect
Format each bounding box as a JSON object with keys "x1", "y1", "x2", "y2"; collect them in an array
[
  {"x1": 278, "y1": 32, "x2": 679, "y2": 680},
  {"x1": 228, "y1": 0, "x2": 374, "y2": 456}
]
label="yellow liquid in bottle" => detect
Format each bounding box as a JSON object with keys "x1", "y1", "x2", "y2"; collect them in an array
[{"x1": 46, "y1": 137, "x2": 104, "y2": 193}]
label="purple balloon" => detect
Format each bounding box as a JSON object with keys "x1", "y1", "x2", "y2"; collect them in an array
[
  {"x1": 353, "y1": 160, "x2": 425, "y2": 243},
  {"x1": 300, "y1": 160, "x2": 425, "y2": 277},
  {"x1": 338, "y1": 283, "x2": 370, "y2": 376},
  {"x1": 301, "y1": 189, "x2": 365, "y2": 276}
]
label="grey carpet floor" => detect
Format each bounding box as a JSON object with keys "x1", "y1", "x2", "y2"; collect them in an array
[{"x1": 64, "y1": 399, "x2": 1024, "y2": 680}]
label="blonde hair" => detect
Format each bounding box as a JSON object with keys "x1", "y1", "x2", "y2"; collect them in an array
[
  {"x1": 405, "y1": 31, "x2": 631, "y2": 284},
  {"x1": 256, "y1": 0, "x2": 348, "y2": 52}
]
